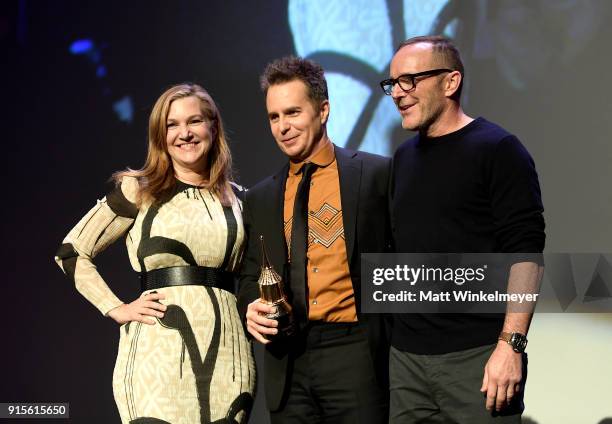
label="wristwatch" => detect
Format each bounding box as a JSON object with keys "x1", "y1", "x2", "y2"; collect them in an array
[{"x1": 498, "y1": 331, "x2": 528, "y2": 353}]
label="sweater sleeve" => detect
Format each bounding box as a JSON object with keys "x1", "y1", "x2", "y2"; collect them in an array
[
  {"x1": 54, "y1": 176, "x2": 139, "y2": 315},
  {"x1": 489, "y1": 135, "x2": 546, "y2": 256}
]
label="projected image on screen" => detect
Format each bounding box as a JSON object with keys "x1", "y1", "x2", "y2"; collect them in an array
[
  {"x1": 289, "y1": 0, "x2": 452, "y2": 156},
  {"x1": 288, "y1": 0, "x2": 610, "y2": 156}
]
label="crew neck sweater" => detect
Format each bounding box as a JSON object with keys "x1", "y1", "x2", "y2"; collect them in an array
[{"x1": 391, "y1": 117, "x2": 545, "y2": 354}]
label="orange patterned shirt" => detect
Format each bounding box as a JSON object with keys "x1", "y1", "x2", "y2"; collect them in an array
[{"x1": 284, "y1": 141, "x2": 357, "y2": 322}]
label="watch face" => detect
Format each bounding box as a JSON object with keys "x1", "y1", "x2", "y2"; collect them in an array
[{"x1": 511, "y1": 333, "x2": 528, "y2": 352}]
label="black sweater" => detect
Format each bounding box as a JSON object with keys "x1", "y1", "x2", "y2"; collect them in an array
[{"x1": 391, "y1": 117, "x2": 545, "y2": 354}]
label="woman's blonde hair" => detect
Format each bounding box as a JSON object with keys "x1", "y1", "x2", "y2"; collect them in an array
[{"x1": 114, "y1": 83, "x2": 234, "y2": 206}]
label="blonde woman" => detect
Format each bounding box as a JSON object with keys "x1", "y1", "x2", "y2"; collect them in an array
[{"x1": 55, "y1": 83, "x2": 255, "y2": 423}]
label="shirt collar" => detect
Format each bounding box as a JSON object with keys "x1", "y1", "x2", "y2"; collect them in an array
[{"x1": 289, "y1": 140, "x2": 335, "y2": 175}]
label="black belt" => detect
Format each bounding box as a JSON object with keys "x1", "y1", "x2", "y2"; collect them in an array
[
  {"x1": 299, "y1": 321, "x2": 363, "y2": 346},
  {"x1": 140, "y1": 266, "x2": 235, "y2": 293}
]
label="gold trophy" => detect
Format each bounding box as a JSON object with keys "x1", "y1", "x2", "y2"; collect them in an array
[{"x1": 258, "y1": 235, "x2": 295, "y2": 339}]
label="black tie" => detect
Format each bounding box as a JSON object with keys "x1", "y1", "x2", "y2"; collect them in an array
[{"x1": 289, "y1": 162, "x2": 317, "y2": 329}]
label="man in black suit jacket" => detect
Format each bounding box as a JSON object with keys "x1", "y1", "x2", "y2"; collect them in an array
[{"x1": 237, "y1": 56, "x2": 391, "y2": 423}]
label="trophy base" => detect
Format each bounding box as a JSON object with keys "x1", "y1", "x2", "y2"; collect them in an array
[{"x1": 265, "y1": 310, "x2": 296, "y2": 341}]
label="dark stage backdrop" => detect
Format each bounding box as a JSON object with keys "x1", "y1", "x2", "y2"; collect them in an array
[{"x1": 3, "y1": 1, "x2": 612, "y2": 423}]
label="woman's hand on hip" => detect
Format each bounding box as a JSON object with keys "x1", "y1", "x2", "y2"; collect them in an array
[{"x1": 107, "y1": 292, "x2": 167, "y2": 325}]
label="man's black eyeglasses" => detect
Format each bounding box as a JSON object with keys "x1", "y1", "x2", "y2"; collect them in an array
[{"x1": 379, "y1": 69, "x2": 453, "y2": 95}]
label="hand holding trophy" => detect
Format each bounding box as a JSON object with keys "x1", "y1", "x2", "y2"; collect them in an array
[{"x1": 258, "y1": 235, "x2": 295, "y2": 340}]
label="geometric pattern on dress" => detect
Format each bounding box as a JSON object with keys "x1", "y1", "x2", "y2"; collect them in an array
[
  {"x1": 112, "y1": 286, "x2": 255, "y2": 423},
  {"x1": 131, "y1": 182, "x2": 245, "y2": 273},
  {"x1": 55, "y1": 177, "x2": 254, "y2": 423},
  {"x1": 284, "y1": 203, "x2": 345, "y2": 252}
]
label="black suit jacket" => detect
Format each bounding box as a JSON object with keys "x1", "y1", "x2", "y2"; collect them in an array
[{"x1": 237, "y1": 145, "x2": 392, "y2": 411}]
